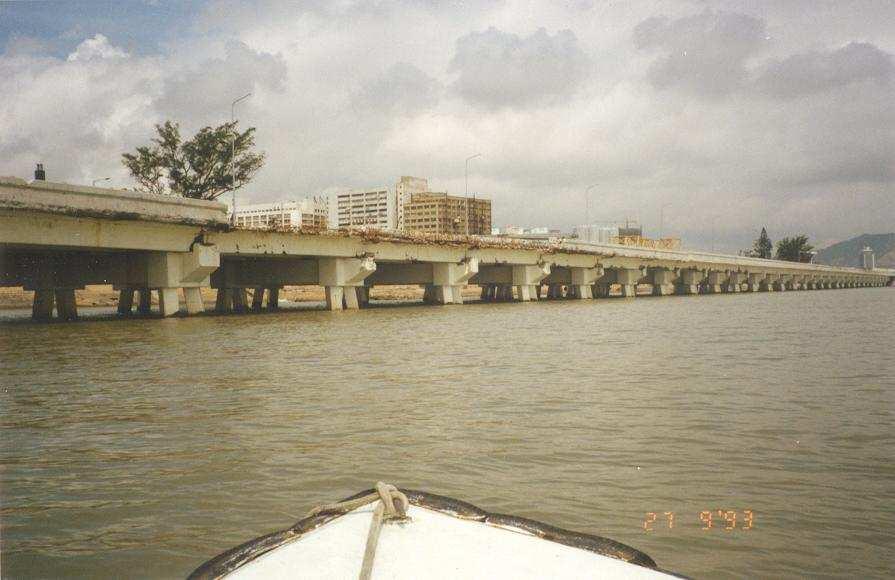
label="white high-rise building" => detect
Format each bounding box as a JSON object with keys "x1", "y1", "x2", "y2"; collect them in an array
[
  {"x1": 395, "y1": 176, "x2": 429, "y2": 231},
  {"x1": 234, "y1": 197, "x2": 329, "y2": 230},
  {"x1": 332, "y1": 187, "x2": 396, "y2": 230},
  {"x1": 573, "y1": 224, "x2": 619, "y2": 244}
]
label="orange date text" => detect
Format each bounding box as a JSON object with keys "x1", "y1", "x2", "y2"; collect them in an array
[{"x1": 642, "y1": 509, "x2": 754, "y2": 531}]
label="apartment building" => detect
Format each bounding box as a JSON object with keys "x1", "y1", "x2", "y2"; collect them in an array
[
  {"x1": 332, "y1": 188, "x2": 396, "y2": 230},
  {"x1": 395, "y1": 176, "x2": 429, "y2": 231},
  {"x1": 234, "y1": 197, "x2": 328, "y2": 230},
  {"x1": 401, "y1": 191, "x2": 492, "y2": 235}
]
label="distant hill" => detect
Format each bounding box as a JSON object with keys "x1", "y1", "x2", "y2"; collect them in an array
[{"x1": 815, "y1": 233, "x2": 895, "y2": 268}]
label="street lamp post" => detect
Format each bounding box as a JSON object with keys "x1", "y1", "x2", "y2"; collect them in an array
[
  {"x1": 464, "y1": 153, "x2": 482, "y2": 236},
  {"x1": 585, "y1": 183, "x2": 598, "y2": 226},
  {"x1": 659, "y1": 202, "x2": 672, "y2": 239},
  {"x1": 91, "y1": 177, "x2": 110, "y2": 187},
  {"x1": 230, "y1": 92, "x2": 252, "y2": 225}
]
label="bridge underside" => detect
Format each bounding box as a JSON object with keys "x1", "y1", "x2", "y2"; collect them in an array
[{"x1": 2, "y1": 244, "x2": 891, "y2": 322}]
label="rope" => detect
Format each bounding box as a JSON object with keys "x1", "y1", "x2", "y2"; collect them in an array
[{"x1": 306, "y1": 482, "x2": 410, "y2": 580}]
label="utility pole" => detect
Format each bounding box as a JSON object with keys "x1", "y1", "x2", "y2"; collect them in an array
[
  {"x1": 464, "y1": 153, "x2": 482, "y2": 236},
  {"x1": 585, "y1": 183, "x2": 598, "y2": 226},
  {"x1": 659, "y1": 203, "x2": 672, "y2": 239},
  {"x1": 230, "y1": 92, "x2": 252, "y2": 225}
]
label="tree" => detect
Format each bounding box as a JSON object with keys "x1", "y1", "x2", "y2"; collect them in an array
[
  {"x1": 752, "y1": 227, "x2": 773, "y2": 259},
  {"x1": 775, "y1": 235, "x2": 814, "y2": 262},
  {"x1": 122, "y1": 121, "x2": 264, "y2": 200}
]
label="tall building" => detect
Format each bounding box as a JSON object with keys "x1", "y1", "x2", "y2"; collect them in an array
[
  {"x1": 332, "y1": 187, "x2": 396, "y2": 230},
  {"x1": 573, "y1": 225, "x2": 619, "y2": 244},
  {"x1": 395, "y1": 176, "x2": 429, "y2": 231},
  {"x1": 234, "y1": 197, "x2": 328, "y2": 230},
  {"x1": 401, "y1": 191, "x2": 492, "y2": 235}
]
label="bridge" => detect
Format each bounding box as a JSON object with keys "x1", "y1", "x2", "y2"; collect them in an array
[{"x1": 2, "y1": 177, "x2": 892, "y2": 322}]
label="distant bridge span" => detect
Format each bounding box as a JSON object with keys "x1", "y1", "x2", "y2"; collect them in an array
[{"x1": 1, "y1": 178, "x2": 892, "y2": 321}]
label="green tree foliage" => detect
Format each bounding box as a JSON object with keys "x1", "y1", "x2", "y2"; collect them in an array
[
  {"x1": 752, "y1": 227, "x2": 773, "y2": 259},
  {"x1": 122, "y1": 121, "x2": 264, "y2": 200},
  {"x1": 775, "y1": 235, "x2": 814, "y2": 262}
]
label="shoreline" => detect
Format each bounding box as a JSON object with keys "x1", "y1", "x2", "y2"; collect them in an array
[{"x1": 0, "y1": 284, "x2": 483, "y2": 310}]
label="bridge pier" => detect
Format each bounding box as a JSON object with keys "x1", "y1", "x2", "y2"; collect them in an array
[
  {"x1": 614, "y1": 268, "x2": 641, "y2": 297},
  {"x1": 267, "y1": 286, "x2": 280, "y2": 311},
  {"x1": 650, "y1": 268, "x2": 676, "y2": 296},
  {"x1": 185, "y1": 287, "x2": 205, "y2": 314},
  {"x1": 53, "y1": 289, "x2": 78, "y2": 320},
  {"x1": 117, "y1": 288, "x2": 135, "y2": 314},
  {"x1": 426, "y1": 259, "x2": 479, "y2": 305},
  {"x1": 676, "y1": 269, "x2": 703, "y2": 295},
  {"x1": 746, "y1": 273, "x2": 764, "y2": 292},
  {"x1": 512, "y1": 263, "x2": 551, "y2": 302},
  {"x1": 726, "y1": 272, "x2": 744, "y2": 293},
  {"x1": 319, "y1": 256, "x2": 376, "y2": 311},
  {"x1": 31, "y1": 288, "x2": 56, "y2": 321},
  {"x1": 571, "y1": 267, "x2": 600, "y2": 299},
  {"x1": 706, "y1": 271, "x2": 726, "y2": 294},
  {"x1": 158, "y1": 288, "x2": 180, "y2": 317}
]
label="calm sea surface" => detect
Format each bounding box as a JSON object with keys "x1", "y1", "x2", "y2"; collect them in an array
[{"x1": 1, "y1": 289, "x2": 894, "y2": 579}]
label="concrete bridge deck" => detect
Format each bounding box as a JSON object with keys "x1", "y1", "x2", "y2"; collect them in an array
[{"x1": 2, "y1": 178, "x2": 892, "y2": 321}]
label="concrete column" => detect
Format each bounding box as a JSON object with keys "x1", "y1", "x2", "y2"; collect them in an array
[
  {"x1": 774, "y1": 278, "x2": 788, "y2": 291},
  {"x1": 512, "y1": 263, "x2": 551, "y2": 302},
  {"x1": 571, "y1": 267, "x2": 601, "y2": 299},
  {"x1": 251, "y1": 287, "x2": 264, "y2": 312},
  {"x1": 319, "y1": 256, "x2": 377, "y2": 311},
  {"x1": 232, "y1": 288, "x2": 248, "y2": 313},
  {"x1": 138, "y1": 288, "x2": 153, "y2": 314},
  {"x1": 267, "y1": 287, "x2": 280, "y2": 310},
  {"x1": 676, "y1": 269, "x2": 703, "y2": 295},
  {"x1": 325, "y1": 286, "x2": 344, "y2": 310},
  {"x1": 357, "y1": 286, "x2": 370, "y2": 307},
  {"x1": 55, "y1": 288, "x2": 78, "y2": 321},
  {"x1": 725, "y1": 272, "x2": 744, "y2": 293},
  {"x1": 184, "y1": 287, "x2": 204, "y2": 314},
  {"x1": 158, "y1": 288, "x2": 180, "y2": 317},
  {"x1": 117, "y1": 288, "x2": 135, "y2": 314},
  {"x1": 32, "y1": 288, "x2": 56, "y2": 321},
  {"x1": 615, "y1": 268, "x2": 641, "y2": 297},
  {"x1": 146, "y1": 246, "x2": 218, "y2": 316},
  {"x1": 498, "y1": 285, "x2": 514, "y2": 301},
  {"x1": 746, "y1": 273, "x2": 764, "y2": 292},
  {"x1": 650, "y1": 268, "x2": 676, "y2": 296},
  {"x1": 428, "y1": 284, "x2": 451, "y2": 304},
  {"x1": 343, "y1": 286, "x2": 361, "y2": 310},
  {"x1": 429, "y1": 285, "x2": 452, "y2": 304},
  {"x1": 430, "y1": 259, "x2": 479, "y2": 306},
  {"x1": 215, "y1": 288, "x2": 233, "y2": 313},
  {"x1": 707, "y1": 271, "x2": 726, "y2": 294}
]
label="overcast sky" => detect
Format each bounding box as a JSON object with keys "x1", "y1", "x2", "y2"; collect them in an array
[{"x1": 1, "y1": 0, "x2": 893, "y2": 252}]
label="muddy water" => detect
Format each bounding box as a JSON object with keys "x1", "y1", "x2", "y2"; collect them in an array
[{"x1": 2, "y1": 288, "x2": 894, "y2": 578}]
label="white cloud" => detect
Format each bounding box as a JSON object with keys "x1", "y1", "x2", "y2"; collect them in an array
[
  {"x1": 449, "y1": 27, "x2": 591, "y2": 109},
  {"x1": 66, "y1": 34, "x2": 129, "y2": 62},
  {"x1": 755, "y1": 42, "x2": 894, "y2": 98},
  {"x1": 0, "y1": 1, "x2": 893, "y2": 252}
]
